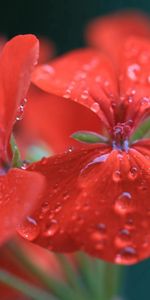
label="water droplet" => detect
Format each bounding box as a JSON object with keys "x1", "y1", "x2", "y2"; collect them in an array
[
  {"x1": 17, "y1": 216, "x2": 40, "y2": 241},
  {"x1": 97, "y1": 223, "x2": 107, "y2": 232},
  {"x1": 112, "y1": 170, "x2": 121, "y2": 183},
  {"x1": 125, "y1": 217, "x2": 134, "y2": 229},
  {"x1": 114, "y1": 192, "x2": 132, "y2": 215},
  {"x1": 141, "y1": 96, "x2": 150, "y2": 106},
  {"x1": 115, "y1": 246, "x2": 138, "y2": 264},
  {"x1": 41, "y1": 201, "x2": 49, "y2": 214},
  {"x1": 115, "y1": 228, "x2": 131, "y2": 247},
  {"x1": 63, "y1": 191, "x2": 70, "y2": 201},
  {"x1": 16, "y1": 98, "x2": 27, "y2": 121},
  {"x1": 64, "y1": 89, "x2": 71, "y2": 99},
  {"x1": 127, "y1": 64, "x2": 141, "y2": 81},
  {"x1": 43, "y1": 220, "x2": 58, "y2": 237},
  {"x1": 55, "y1": 205, "x2": 62, "y2": 213},
  {"x1": 90, "y1": 231, "x2": 104, "y2": 241},
  {"x1": 128, "y1": 166, "x2": 138, "y2": 180},
  {"x1": 81, "y1": 90, "x2": 89, "y2": 100},
  {"x1": 91, "y1": 102, "x2": 100, "y2": 113}
]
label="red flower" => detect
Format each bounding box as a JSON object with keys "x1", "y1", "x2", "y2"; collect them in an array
[
  {"x1": 0, "y1": 35, "x2": 45, "y2": 245},
  {"x1": 85, "y1": 10, "x2": 150, "y2": 64},
  {"x1": 18, "y1": 34, "x2": 150, "y2": 265}
]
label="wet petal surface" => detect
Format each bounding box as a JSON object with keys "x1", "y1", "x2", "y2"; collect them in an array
[
  {"x1": 32, "y1": 49, "x2": 119, "y2": 129},
  {"x1": 17, "y1": 143, "x2": 150, "y2": 265},
  {"x1": 0, "y1": 35, "x2": 39, "y2": 156},
  {"x1": 0, "y1": 168, "x2": 44, "y2": 244}
]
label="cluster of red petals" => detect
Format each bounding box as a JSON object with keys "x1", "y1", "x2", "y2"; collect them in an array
[
  {"x1": 15, "y1": 11, "x2": 150, "y2": 265},
  {"x1": 1, "y1": 10, "x2": 150, "y2": 266},
  {"x1": 0, "y1": 35, "x2": 46, "y2": 245}
]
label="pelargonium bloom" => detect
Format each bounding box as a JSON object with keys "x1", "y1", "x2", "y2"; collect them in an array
[
  {"x1": 17, "y1": 33, "x2": 150, "y2": 266},
  {"x1": 85, "y1": 10, "x2": 150, "y2": 64},
  {"x1": 0, "y1": 34, "x2": 45, "y2": 245}
]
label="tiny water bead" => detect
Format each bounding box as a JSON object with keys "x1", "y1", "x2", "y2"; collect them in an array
[
  {"x1": 43, "y1": 221, "x2": 59, "y2": 237},
  {"x1": 128, "y1": 166, "x2": 138, "y2": 180},
  {"x1": 115, "y1": 246, "x2": 138, "y2": 264},
  {"x1": 112, "y1": 170, "x2": 122, "y2": 183},
  {"x1": 16, "y1": 98, "x2": 27, "y2": 121},
  {"x1": 17, "y1": 216, "x2": 40, "y2": 241},
  {"x1": 115, "y1": 228, "x2": 132, "y2": 248},
  {"x1": 114, "y1": 192, "x2": 132, "y2": 215},
  {"x1": 127, "y1": 63, "x2": 141, "y2": 81}
]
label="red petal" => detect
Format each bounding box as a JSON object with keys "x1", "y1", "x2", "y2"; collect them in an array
[
  {"x1": 38, "y1": 37, "x2": 54, "y2": 64},
  {"x1": 85, "y1": 11, "x2": 150, "y2": 65},
  {"x1": 119, "y1": 37, "x2": 150, "y2": 129},
  {"x1": 32, "y1": 49, "x2": 118, "y2": 129},
  {"x1": 18, "y1": 144, "x2": 150, "y2": 265},
  {"x1": 20, "y1": 86, "x2": 102, "y2": 154},
  {"x1": 0, "y1": 35, "x2": 39, "y2": 156},
  {"x1": 0, "y1": 168, "x2": 44, "y2": 245}
]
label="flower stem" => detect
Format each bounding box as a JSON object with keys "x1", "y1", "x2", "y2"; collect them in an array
[
  {"x1": 8, "y1": 241, "x2": 85, "y2": 300},
  {"x1": 0, "y1": 269, "x2": 55, "y2": 300},
  {"x1": 10, "y1": 135, "x2": 22, "y2": 168}
]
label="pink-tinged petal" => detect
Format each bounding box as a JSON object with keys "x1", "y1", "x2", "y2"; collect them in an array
[
  {"x1": 32, "y1": 49, "x2": 119, "y2": 129},
  {"x1": 20, "y1": 86, "x2": 102, "y2": 154},
  {"x1": 85, "y1": 10, "x2": 150, "y2": 64},
  {"x1": 17, "y1": 144, "x2": 150, "y2": 265},
  {"x1": 118, "y1": 37, "x2": 150, "y2": 130},
  {"x1": 0, "y1": 34, "x2": 39, "y2": 157},
  {"x1": 0, "y1": 168, "x2": 44, "y2": 245}
]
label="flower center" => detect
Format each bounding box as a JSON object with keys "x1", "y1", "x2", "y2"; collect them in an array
[{"x1": 111, "y1": 122, "x2": 132, "y2": 151}]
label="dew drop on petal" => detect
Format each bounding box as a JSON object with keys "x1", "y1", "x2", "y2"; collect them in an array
[
  {"x1": 128, "y1": 166, "x2": 138, "y2": 180},
  {"x1": 17, "y1": 216, "x2": 40, "y2": 241},
  {"x1": 81, "y1": 90, "x2": 89, "y2": 100},
  {"x1": 127, "y1": 64, "x2": 141, "y2": 81},
  {"x1": 16, "y1": 98, "x2": 28, "y2": 121},
  {"x1": 91, "y1": 102, "x2": 100, "y2": 113},
  {"x1": 43, "y1": 220, "x2": 58, "y2": 237},
  {"x1": 115, "y1": 228, "x2": 131, "y2": 247},
  {"x1": 140, "y1": 96, "x2": 150, "y2": 106},
  {"x1": 115, "y1": 246, "x2": 138, "y2": 264},
  {"x1": 114, "y1": 192, "x2": 132, "y2": 215},
  {"x1": 112, "y1": 170, "x2": 121, "y2": 183}
]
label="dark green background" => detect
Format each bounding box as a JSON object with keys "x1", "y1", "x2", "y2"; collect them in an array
[{"x1": 1, "y1": 1, "x2": 150, "y2": 299}]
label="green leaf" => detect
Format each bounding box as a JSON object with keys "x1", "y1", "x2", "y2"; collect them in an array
[{"x1": 71, "y1": 131, "x2": 108, "y2": 144}]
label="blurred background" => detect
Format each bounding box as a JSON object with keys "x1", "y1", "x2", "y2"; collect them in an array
[{"x1": 1, "y1": 0, "x2": 150, "y2": 299}]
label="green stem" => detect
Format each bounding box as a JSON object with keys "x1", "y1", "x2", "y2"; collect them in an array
[
  {"x1": 56, "y1": 254, "x2": 90, "y2": 300},
  {"x1": 8, "y1": 241, "x2": 83, "y2": 300},
  {"x1": 10, "y1": 135, "x2": 22, "y2": 168},
  {"x1": 75, "y1": 252, "x2": 123, "y2": 300},
  {"x1": 0, "y1": 269, "x2": 55, "y2": 300},
  {"x1": 104, "y1": 263, "x2": 123, "y2": 300}
]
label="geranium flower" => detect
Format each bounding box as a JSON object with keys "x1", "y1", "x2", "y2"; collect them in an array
[
  {"x1": 0, "y1": 34, "x2": 45, "y2": 245},
  {"x1": 85, "y1": 10, "x2": 150, "y2": 64},
  {"x1": 17, "y1": 32, "x2": 150, "y2": 266}
]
